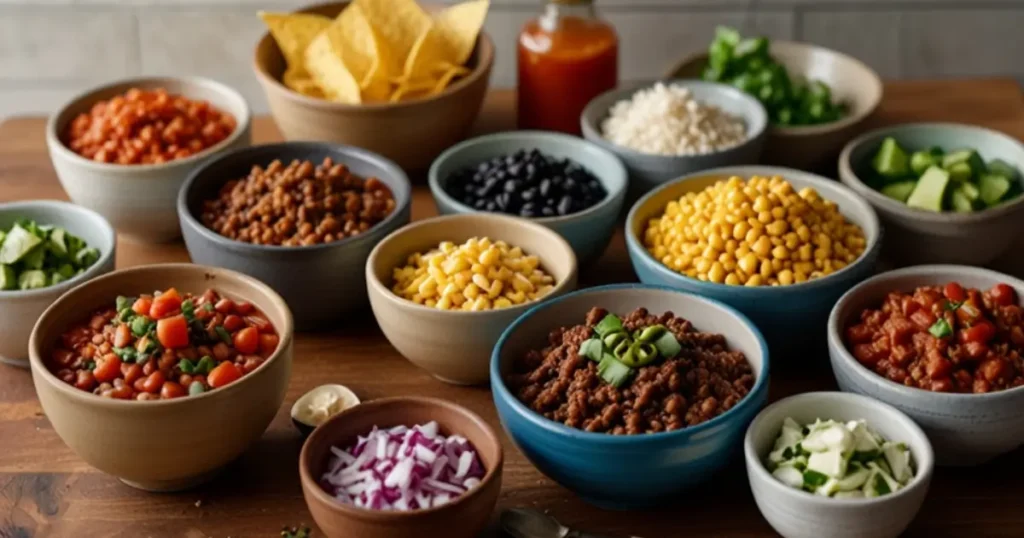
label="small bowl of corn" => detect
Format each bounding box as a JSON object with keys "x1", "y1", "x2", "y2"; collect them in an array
[
  {"x1": 366, "y1": 213, "x2": 578, "y2": 385},
  {"x1": 625, "y1": 166, "x2": 882, "y2": 359}
]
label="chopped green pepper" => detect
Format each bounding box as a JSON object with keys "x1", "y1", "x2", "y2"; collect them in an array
[
  {"x1": 181, "y1": 299, "x2": 195, "y2": 322},
  {"x1": 653, "y1": 331, "x2": 682, "y2": 359},
  {"x1": 596, "y1": 356, "x2": 633, "y2": 388},
  {"x1": 131, "y1": 315, "x2": 152, "y2": 337},
  {"x1": 593, "y1": 314, "x2": 623, "y2": 337},
  {"x1": 578, "y1": 339, "x2": 604, "y2": 361},
  {"x1": 928, "y1": 318, "x2": 952, "y2": 339},
  {"x1": 195, "y1": 356, "x2": 216, "y2": 375},
  {"x1": 115, "y1": 295, "x2": 134, "y2": 313},
  {"x1": 178, "y1": 358, "x2": 196, "y2": 374},
  {"x1": 636, "y1": 325, "x2": 666, "y2": 343},
  {"x1": 215, "y1": 326, "x2": 232, "y2": 345}
]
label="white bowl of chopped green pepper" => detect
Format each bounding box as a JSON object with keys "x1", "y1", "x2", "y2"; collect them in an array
[
  {"x1": 0, "y1": 200, "x2": 116, "y2": 367},
  {"x1": 745, "y1": 392, "x2": 933, "y2": 538}
]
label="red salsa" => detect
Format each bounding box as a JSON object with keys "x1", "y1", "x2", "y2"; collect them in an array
[
  {"x1": 49, "y1": 288, "x2": 279, "y2": 400},
  {"x1": 846, "y1": 282, "x2": 1024, "y2": 393}
]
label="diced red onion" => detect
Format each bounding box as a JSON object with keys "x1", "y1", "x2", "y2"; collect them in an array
[{"x1": 320, "y1": 421, "x2": 485, "y2": 511}]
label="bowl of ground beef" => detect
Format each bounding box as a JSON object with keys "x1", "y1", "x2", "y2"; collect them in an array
[
  {"x1": 491, "y1": 283, "x2": 769, "y2": 509},
  {"x1": 829, "y1": 265, "x2": 1024, "y2": 466}
]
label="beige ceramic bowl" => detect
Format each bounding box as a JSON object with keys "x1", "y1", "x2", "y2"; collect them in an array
[
  {"x1": 46, "y1": 77, "x2": 252, "y2": 243},
  {"x1": 300, "y1": 397, "x2": 503, "y2": 538},
  {"x1": 253, "y1": 1, "x2": 494, "y2": 174},
  {"x1": 366, "y1": 214, "x2": 577, "y2": 385},
  {"x1": 29, "y1": 264, "x2": 293, "y2": 492},
  {"x1": 668, "y1": 41, "x2": 883, "y2": 171}
]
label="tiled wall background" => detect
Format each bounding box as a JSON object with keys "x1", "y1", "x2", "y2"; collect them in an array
[{"x1": 0, "y1": 0, "x2": 1021, "y2": 118}]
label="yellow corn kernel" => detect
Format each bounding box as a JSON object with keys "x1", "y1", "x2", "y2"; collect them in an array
[
  {"x1": 471, "y1": 273, "x2": 490, "y2": 290},
  {"x1": 493, "y1": 297, "x2": 513, "y2": 309},
  {"x1": 760, "y1": 259, "x2": 773, "y2": 279},
  {"x1": 418, "y1": 276, "x2": 438, "y2": 296},
  {"x1": 746, "y1": 274, "x2": 763, "y2": 287},
  {"x1": 778, "y1": 269, "x2": 795, "y2": 286},
  {"x1": 771, "y1": 245, "x2": 789, "y2": 260},
  {"x1": 488, "y1": 280, "x2": 503, "y2": 299},
  {"x1": 506, "y1": 290, "x2": 526, "y2": 304},
  {"x1": 463, "y1": 283, "x2": 480, "y2": 299},
  {"x1": 478, "y1": 247, "x2": 500, "y2": 265},
  {"x1": 725, "y1": 273, "x2": 741, "y2": 285},
  {"x1": 708, "y1": 262, "x2": 726, "y2": 283},
  {"x1": 512, "y1": 273, "x2": 534, "y2": 292},
  {"x1": 470, "y1": 296, "x2": 491, "y2": 311}
]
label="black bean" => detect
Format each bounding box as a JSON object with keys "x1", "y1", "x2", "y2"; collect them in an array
[
  {"x1": 557, "y1": 196, "x2": 573, "y2": 215},
  {"x1": 539, "y1": 179, "x2": 551, "y2": 197}
]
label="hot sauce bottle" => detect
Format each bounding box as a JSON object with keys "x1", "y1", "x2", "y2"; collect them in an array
[{"x1": 517, "y1": 0, "x2": 618, "y2": 135}]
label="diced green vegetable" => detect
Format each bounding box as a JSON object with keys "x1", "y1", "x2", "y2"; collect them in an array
[
  {"x1": 116, "y1": 295, "x2": 134, "y2": 312},
  {"x1": 195, "y1": 356, "x2": 216, "y2": 375},
  {"x1": 0, "y1": 224, "x2": 43, "y2": 264},
  {"x1": 21, "y1": 246, "x2": 45, "y2": 270},
  {"x1": 929, "y1": 318, "x2": 952, "y2": 338},
  {"x1": 17, "y1": 269, "x2": 47, "y2": 290},
  {"x1": 872, "y1": 137, "x2": 910, "y2": 179},
  {"x1": 189, "y1": 382, "x2": 206, "y2": 396},
  {"x1": 906, "y1": 166, "x2": 950, "y2": 212},
  {"x1": 771, "y1": 466, "x2": 803, "y2": 488},
  {"x1": 594, "y1": 314, "x2": 623, "y2": 337},
  {"x1": 979, "y1": 174, "x2": 1012, "y2": 206},
  {"x1": 0, "y1": 220, "x2": 98, "y2": 291},
  {"x1": 909, "y1": 150, "x2": 940, "y2": 176},
  {"x1": 946, "y1": 161, "x2": 972, "y2": 183},
  {"x1": 596, "y1": 356, "x2": 632, "y2": 388},
  {"x1": 578, "y1": 339, "x2": 604, "y2": 362},
  {"x1": 75, "y1": 247, "x2": 99, "y2": 268},
  {"x1": 988, "y1": 159, "x2": 1020, "y2": 181},
  {"x1": 802, "y1": 470, "x2": 829, "y2": 489},
  {"x1": 941, "y1": 149, "x2": 986, "y2": 177},
  {"x1": 880, "y1": 181, "x2": 916, "y2": 203},
  {"x1": 216, "y1": 326, "x2": 232, "y2": 344},
  {"x1": 957, "y1": 182, "x2": 981, "y2": 202},
  {"x1": 50, "y1": 272, "x2": 67, "y2": 286},
  {"x1": 48, "y1": 227, "x2": 68, "y2": 258},
  {"x1": 0, "y1": 264, "x2": 15, "y2": 291},
  {"x1": 131, "y1": 315, "x2": 152, "y2": 337},
  {"x1": 950, "y1": 190, "x2": 975, "y2": 213}
]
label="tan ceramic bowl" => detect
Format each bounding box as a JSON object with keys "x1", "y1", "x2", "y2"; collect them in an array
[
  {"x1": 253, "y1": 1, "x2": 494, "y2": 174},
  {"x1": 299, "y1": 397, "x2": 503, "y2": 538},
  {"x1": 28, "y1": 264, "x2": 294, "y2": 492},
  {"x1": 366, "y1": 214, "x2": 578, "y2": 385},
  {"x1": 668, "y1": 41, "x2": 883, "y2": 171}
]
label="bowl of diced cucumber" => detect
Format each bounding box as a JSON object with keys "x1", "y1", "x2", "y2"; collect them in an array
[
  {"x1": 0, "y1": 200, "x2": 116, "y2": 367},
  {"x1": 839, "y1": 123, "x2": 1024, "y2": 265}
]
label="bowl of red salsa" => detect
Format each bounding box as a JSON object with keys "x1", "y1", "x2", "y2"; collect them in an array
[
  {"x1": 29, "y1": 263, "x2": 293, "y2": 491},
  {"x1": 828, "y1": 265, "x2": 1024, "y2": 465}
]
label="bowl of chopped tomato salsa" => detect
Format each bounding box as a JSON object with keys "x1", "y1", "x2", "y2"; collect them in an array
[
  {"x1": 28, "y1": 263, "x2": 293, "y2": 491},
  {"x1": 828, "y1": 265, "x2": 1024, "y2": 466}
]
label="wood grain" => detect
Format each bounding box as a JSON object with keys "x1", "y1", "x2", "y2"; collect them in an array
[{"x1": 1, "y1": 83, "x2": 1023, "y2": 538}]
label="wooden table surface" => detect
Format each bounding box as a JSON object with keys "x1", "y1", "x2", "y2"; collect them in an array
[{"x1": 1, "y1": 81, "x2": 1023, "y2": 538}]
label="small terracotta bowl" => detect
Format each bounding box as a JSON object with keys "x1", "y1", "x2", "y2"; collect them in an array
[
  {"x1": 299, "y1": 397, "x2": 503, "y2": 538},
  {"x1": 28, "y1": 263, "x2": 294, "y2": 492},
  {"x1": 366, "y1": 214, "x2": 578, "y2": 385}
]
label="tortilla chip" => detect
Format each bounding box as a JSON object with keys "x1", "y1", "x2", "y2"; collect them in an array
[
  {"x1": 304, "y1": 33, "x2": 362, "y2": 104},
  {"x1": 433, "y1": 0, "x2": 489, "y2": 65},
  {"x1": 402, "y1": 24, "x2": 456, "y2": 83},
  {"x1": 355, "y1": 0, "x2": 432, "y2": 76},
  {"x1": 430, "y1": 64, "x2": 471, "y2": 94},
  {"x1": 258, "y1": 11, "x2": 332, "y2": 77}
]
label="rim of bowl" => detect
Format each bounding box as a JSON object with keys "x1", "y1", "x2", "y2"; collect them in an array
[
  {"x1": 298, "y1": 396, "x2": 503, "y2": 519},
  {"x1": 624, "y1": 165, "x2": 883, "y2": 293},
  {"x1": 177, "y1": 141, "x2": 413, "y2": 253},
  {"x1": 744, "y1": 391, "x2": 934, "y2": 506},
  {"x1": 838, "y1": 122, "x2": 1024, "y2": 223},
  {"x1": 28, "y1": 263, "x2": 295, "y2": 407},
  {"x1": 46, "y1": 76, "x2": 252, "y2": 173},
  {"x1": 252, "y1": 7, "x2": 495, "y2": 112},
  {"x1": 490, "y1": 282, "x2": 771, "y2": 443},
  {"x1": 426, "y1": 130, "x2": 629, "y2": 225},
  {"x1": 828, "y1": 263, "x2": 1024, "y2": 401},
  {"x1": 665, "y1": 41, "x2": 884, "y2": 136},
  {"x1": 0, "y1": 200, "x2": 116, "y2": 299},
  {"x1": 580, "y1": 79, "x2": 770, "y2": 161},
  {"x1": 366, "y1": 213, "x2": 579, "y2": 318}
]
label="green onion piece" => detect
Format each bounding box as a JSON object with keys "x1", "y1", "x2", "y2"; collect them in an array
[
  {"x1": 178, "y1": 358, "x2": 195, "y2": 374},
  {"x1": 636, "y1": 325, "x2": 666, "y2": 343},
  {"x1": 189, "y1": 381, "x2": 206, "y2": 396},
  {"x1": 215, "y1": 326, "x2": 232, "y2": 344},
  {"x1": 601, "y1": 331, "x2": 628, "y2": 350},
  {"x1": 117, "y1": 308, "x2": 134, "y2": 322},
  {"x1": 944, "y1": 300, "x2": 962, "y2": 312},
  {"x1": 196, "y1": 356, "x2": 216, "y2": 374},
  {"x1": 630, "y1": 342, "x2": 659, "y2": 367},
  {"x1": 929, "y1": 318, "x2": 952, "y2": 338},
  {"x1": 203, "y1": 302, "x2": 215, "y2": 313},
  {"x1": 596, "y1": 356, "x2": 633, "y2": 388},
  {"x1": 130, "y1": 316, "x2": 151, "y2": 337},
  {"x1": 578, "y1": 339, "x2": 604, "y2": 362},
  {"x1": 181, "y1": 299, "x2": 195, "y2": 322},
  {"x1": 113, "y1": 346, "x2": 137, "y2": 363},
  {"x1": 115, "y1": 295, "x2": 134, "y2": 313},
  {"x1": 653, "y1": 331, "x2": 682, "y2": 359},
  {"x1": 593, "y1": 314, "x2": 624, "y2": 337},
  {"x1": 803, "y1": 469, "x2": 828, "y2": 489}
]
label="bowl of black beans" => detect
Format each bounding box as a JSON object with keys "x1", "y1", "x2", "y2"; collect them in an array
[{"x1": 429, "y1": 131, "x2": 628, "y2": 264}]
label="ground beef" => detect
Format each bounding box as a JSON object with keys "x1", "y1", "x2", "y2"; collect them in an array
[{"x1": 506, "y1": 307, "x2": 756, "y2": 435}]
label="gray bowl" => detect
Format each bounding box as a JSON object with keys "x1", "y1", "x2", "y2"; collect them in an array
[
  {"x1": 839, "y1": 123, "x2": 1024, "y2": 266},
  {"x1": 428, "y1": 131, "x2": 628, "y2": 265},
  {"x1": 828, "y1": 264, "x2": 1024, "y2": 465},
  {"x1": 177, "y1": 142, "x2": 412, "y2": 330},
  {"x1": 0, "y1": 200, "x2": 116, "y2": 367},
  {"x1": 580, "y1": 79, "x2": 768, "y2": 202}
]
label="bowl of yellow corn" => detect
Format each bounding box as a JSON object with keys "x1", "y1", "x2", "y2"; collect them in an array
[
  {"x1": 366, "y1": 213, "x2": 578, "y2": 385},
  {"x1": 625, "y1": 166, "x2": 881, "y2": 357}
]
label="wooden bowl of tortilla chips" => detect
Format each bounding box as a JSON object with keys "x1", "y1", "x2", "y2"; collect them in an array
[{"x1": 253, "y1": 0, "x2": 494, "y2": 174}]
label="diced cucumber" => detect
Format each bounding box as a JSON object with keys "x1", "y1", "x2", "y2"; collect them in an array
[
  {"x1": 772, "y1": 466, "x2": 804, "y2": 489},
  {"x1": 17, "y1": 269, "x2": 47, "y2": 290},
  {"x1": 74, "y1": 247, "x2": 100, "y2": 269},
  {"x1": 910, "y1": 150, "x2": 939, "y2": 176},
  {"x1": 836, "y1": 465, "x2": 871, "y2": 490},
  {"x1": 0, "y1": 224, "x2": 43, "y2": 264},
  {"x1": 50, "y1": 272, "x2": 67, "y2": 286},
  {"x1": 0, "y1": 230, "x2": 5, "y2": 245},
  {"x1": 0, "y1": 264, "x2": 15, "y2": 290},
  {"x1": 807, "y1": 449, "x2": 848, "y2": 478},
  {"x1": 951, "y1": 189, "x2": 975, "y2": 213},
  {"x1": 815, "y1": 478, "x2": 841, "y2": 497},
  {"x1": 802, "y1": 424, "x2": 853, "y2": 453},
  {"x1": 21, "y1": 245, "x2": 45, "y2": 270},
  {"x1": 906, "y1": 166, "x2": 950, "y2": 212},
  {"x1": 872, "y1": 137, "x2": 910, "y2": 179},
  {"x1": 883, "y1": 443, "x2": 913, "y2": 483},
  {"x1": 946, "y1": 161, "x2": 972, "y2": 183},
  {"x1": 776, "y1": 455, "x2": 808, "y2": 471},
  {"x1": 782, "y1": 417, "x2": 802, "y2": 434},
  {"x1": 880, "y1": 181, "x2": 916, "y2": 203},
  {"x1": 987, "y1": 159, "x2": 1020, "y2": 181},
  {"x1": 958, "y1": 181, "x2": 981, "y2": 202},
  {"x1": 979, "y1": 174, "x2": 1012, "y2": 206},
  {"x1": 942, "y1": 149, "x2": 986, "y2": 177},
  {"x1": 867, "y1": 461, "x2": 903, "y2": 494},
  {"x1": 48, "y1": 227, "x2": 68, "y2": 258}
]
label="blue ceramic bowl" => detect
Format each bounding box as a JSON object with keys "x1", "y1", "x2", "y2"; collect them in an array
[
  {"x1": 428, "y1": 131, "x2": 628, "y2": 265},
  {"x1": 491, "y1": 284, "x2": 769, "y2": 509},
  {"x1": 625, "y1": 165, "x2": 882, "y2": 358}
]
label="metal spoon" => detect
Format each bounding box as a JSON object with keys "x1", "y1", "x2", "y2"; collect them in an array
[{"x1": 501, "y1": 508, "x2": 639, "y2": 538}]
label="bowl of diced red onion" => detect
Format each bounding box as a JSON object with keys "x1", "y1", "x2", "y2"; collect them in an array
[{"x1": 299, "y1": 396, "x2": 503, "y2": 538}]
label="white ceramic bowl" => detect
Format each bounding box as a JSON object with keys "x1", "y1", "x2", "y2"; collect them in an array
[
  {"x1": 829, "y1": 265, "x2": 1024, "y2": 465},
  {"x1": 0, "y1": 200, "x2": 116, "y2": 367},
  {"x1": 745, "y1": 392, "x2": 934, "y2": 538},
  {"x1": 46, "y1": 77, "x2": 252, "y2": 243}
]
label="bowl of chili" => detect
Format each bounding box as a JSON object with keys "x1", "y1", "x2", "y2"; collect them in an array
[
  {"x1": 828, "y1": 264, "x2": 1024, "y2": 465},
  {"x1": 46, "y1": 77, "x2": 252, "y2": 243},
  {"x1": 28, "y1": 263, "x2": 294, "y2": 491}
]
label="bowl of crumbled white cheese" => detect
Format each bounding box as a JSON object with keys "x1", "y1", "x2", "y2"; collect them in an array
[{"x1": 581, "y1": 80, "x2": 768, "y2": 201}]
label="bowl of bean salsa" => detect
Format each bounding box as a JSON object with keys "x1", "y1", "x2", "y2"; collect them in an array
[
  {"x1": 29, "y1": 263, "x2": 293, "y2": 491},
  {"x1": 828, "y1": 265, "x2": 1024, "y2": 465}
]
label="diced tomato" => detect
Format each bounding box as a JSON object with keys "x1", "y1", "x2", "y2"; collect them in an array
[
  {"x1": 964, "y1": 341, "x2": 988, "y2": 360},
  {"x1": 233, "y1": 327, "x2": 259, "y2": 355},
  {"x1": 853, "y1": 343, "x2": 885, "y2": 366},
  {"x1": 235, "y1": 301, "x2": 254, "y2": 315},
  {"x1": 150, "y1": 288, "x2": 183, "y2": 319},
  {"x1": 846, "y1": 324, "x2": 874, "y2": 344},
  {"x1": 93, "y1": 354, "x2": 122, "y2": 383},
  {"x1": 883, "y1": 317, "x2": 915, "y2": 346},
  {"x1": 245, "y1": 315, "x2": 273, "y2": 333},
  {"x1": 208, "y1": 361, "x2": 242, "y2": 388},
  {"x1": 132, "y1": 297, "x2": 153, "y2": 316},
  {"x1": 160, "y1": 381, "x2": 186, "y2": 399},
  {"x1": 156, "y1": 315, "x2": 190, "y2": 349},
  {"x1": 222, "y1": 315, "x2": 244, "y2": 332},
  {"x1": 910, "y1": 309, "x2": 937, "y2": 330},
  {"x1": 956, "y1": 300, "x2": 982, "y2": 324},
  {"x1": 990, "y1": 283, "x2": 1017, "y2": 307},
  {"x1": 979, "y1": 357, "x2": 1009, "y2": 383},
  {"x1": 259, "y1": 333, "x2": 280, "y2": 354},
  {"x1": 944, "y1": 282, "x2": 966, "y2": 302},
  {"x1": 925, "y1": 350, "x2": 952, "y2": 379},
  {"x1": 961, "y1": 321, "x2": 996, "y2": 344}
]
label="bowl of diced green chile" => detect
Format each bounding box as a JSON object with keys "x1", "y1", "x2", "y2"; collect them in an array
[
  {"x1": 0, "y1": 201, "x2": 116, "y2": 367},
  {"x1": 839, "y1": 123, "x2": 1024, "y2": 265},
  {"x1": 667, "y1": 27, "x2": 882, "y2": 171}
]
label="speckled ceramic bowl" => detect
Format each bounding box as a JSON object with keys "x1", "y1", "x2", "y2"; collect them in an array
[
  {"x1": 829, "y1": 265, "x2": 1024, "y2": 466},
  {"x1": 625, "y1": 165, "x2": 882, "y2": 359},
  {"x1": 746, "y1": 392, "x2": 933, "y2": 538},
  {"x1": 491, "y1": 284, "x2": 769, "y2": 509},
  {"x1": 428, "y1": 131, "x2": 628, "y2": 264},
  {"x1": 178, "y1": 142, "x2": 412, "y2": 330}
]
